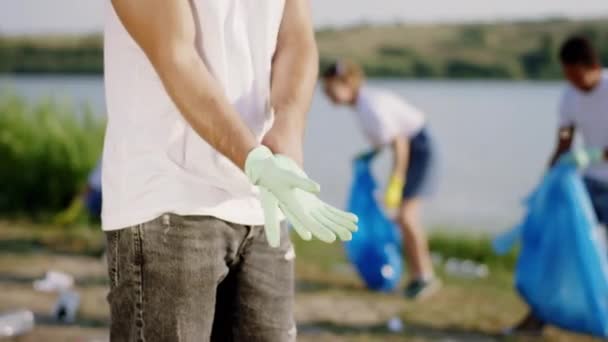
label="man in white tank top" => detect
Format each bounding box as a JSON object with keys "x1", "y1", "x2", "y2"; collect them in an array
[{"x1": 103, "y1": 1, "x2": 358, "y2": 341}]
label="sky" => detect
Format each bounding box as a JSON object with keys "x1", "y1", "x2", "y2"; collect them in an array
[{"x1": 1, "y1": 0, "x2": 606, "y2": 35}]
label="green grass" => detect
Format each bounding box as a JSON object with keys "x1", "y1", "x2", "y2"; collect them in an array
[
  {"x1": 429, "y1": 231, "x2": 518, "y2": 269},
  {"x1": 0, "y1": 220, "x2": 105, "y2": 256},
  {"x1": 0, "y1": 93, "x2": 105, "y2": 218},
  {"x1": 0, "y1": 221, "x2": 603, "y2": 341}
]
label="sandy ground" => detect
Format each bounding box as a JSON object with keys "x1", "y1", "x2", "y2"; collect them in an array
[{"x1": 0, "y1": 224, "x2": 603, "y2": 342}]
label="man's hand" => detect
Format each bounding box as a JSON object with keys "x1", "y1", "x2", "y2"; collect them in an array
[
  {"x1": 245, "y1": 147, "x2": 358, "y2": 247},
  {"x1": 561, "y1": 148, "x2": 604, "y2": 169}
]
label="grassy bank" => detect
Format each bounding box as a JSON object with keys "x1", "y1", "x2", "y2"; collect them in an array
[
  {"x1": 1, "y1": 18, "x2": 607, "y2": 79},
  {"x1": 0, "y1": 94, "x2": 104, "y2": 218},
  {"x1": 0, "y1": 219, "x2": 515, "y2": 273}
]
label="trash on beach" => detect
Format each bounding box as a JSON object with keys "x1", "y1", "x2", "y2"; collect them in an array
[
  {"x1": 0, "y1": 310, "x2": 35, "y2": 337},
  {"x1": 53, "y1": 290, "x2": 81, "y2": 323},
  {"x1": 386, "y1": 316, "x2": 404, "y2": 333},
  {"x1": 33, "y1": 270, "x2": 74, "y2": 292},
  {"x1": 444, "y1": 258, "x2": 489, "y2": 279},
  {"x1": 430, "y1": 252, "x2": 443, "y2": 266}
]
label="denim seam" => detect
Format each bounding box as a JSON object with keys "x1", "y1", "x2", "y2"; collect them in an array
[
  {"x1": 235, "y1": 225, "x2": 257, "y2": 260},
  {"x1": 133, "y1": 224, "x2": 146, "y2": 342},
  {"x1": 110, "y1": 231, "x2": 119, "y2": 288}
]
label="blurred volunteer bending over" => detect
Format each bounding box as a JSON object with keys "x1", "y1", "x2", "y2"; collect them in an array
[
  {"x1": 511, "y1": 36, "x2": 608, "y2": 336},
  {"x1": 103, "y1": 0, "x2": 357, "y2": 341},
  {"x1": 322, "y1": 60, "x2": 440, "y2": 300}
]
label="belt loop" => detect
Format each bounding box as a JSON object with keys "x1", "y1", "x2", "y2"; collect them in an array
[
  {"x1": 162, "y1": 214, "x2": 171, "y2": 227},
  {"x1": 246, "y1": 225, "x2": 258, "y2": 241}
]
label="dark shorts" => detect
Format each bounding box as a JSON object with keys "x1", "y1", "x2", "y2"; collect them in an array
[
  {"x1": 402, "y1": 127, "x2": 438, "y2": 199},
  {"x1": 85, "y1": 189, "x2": 102, "y2": 219},
  {"x1": 584, "y1": 177, "x2": 608, "y2": 225}
]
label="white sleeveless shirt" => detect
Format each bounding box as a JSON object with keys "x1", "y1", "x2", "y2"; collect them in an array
[{"x1": 102, "y1": 0, "x2": 286, "y2": 231}]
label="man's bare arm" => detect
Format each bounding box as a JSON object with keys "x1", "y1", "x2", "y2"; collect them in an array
[
  {"x1": 263, "y1": 0, "x2": 319, "y2": 165},
  {"x1": 549, "y1": 126, "x2": 575, "y2": 167},
  {"x1": 111, "y1": 0, "x2": 257, "y2": 169}
]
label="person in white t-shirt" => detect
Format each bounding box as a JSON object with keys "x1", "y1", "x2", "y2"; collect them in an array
[
  {"x1": 322, "y1": 60, "x2": 440, "y2": 300},
  {"x1": 103, "y1": 1, "x2": 358, "y2": 341},
  {"x1": 510, "y1": 36, "x2": 608, "y2": 336}
]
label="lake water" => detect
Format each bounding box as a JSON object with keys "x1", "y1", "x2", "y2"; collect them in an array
[{"x1": 0, "y1": 75, "x2": 565, "y2": 233}]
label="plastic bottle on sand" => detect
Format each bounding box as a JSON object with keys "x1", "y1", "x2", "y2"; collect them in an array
[{"x1": 0, "y1": 310, "x2": 35, "y2": 337}]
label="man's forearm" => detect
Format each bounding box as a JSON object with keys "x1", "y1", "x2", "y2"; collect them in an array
[
  {"x1": 264, "y1": 46, "x2": 318, "y2": 165},
  {"x1": 270, "y1": 43, "x2": 318, "y2": 130},
  {"x1": 112, "y1": 0, "x2": 257, "y2": 170},
  {"x1": 154, "y1": 48, "x2": 258, "y2": 170},
  {"x1": 549, "y1": 126, "x2": 575, "y2": 167},
  {"x1": 263, "y1": 0, "x2": 318, "y2": 165}
]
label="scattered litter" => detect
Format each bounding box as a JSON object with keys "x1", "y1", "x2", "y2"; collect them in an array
[
  {"x1": 33, "y1": 270, "x2": 74, "y2": 292},
  {"x1": 444, "y1": 258, "x2": 489, "y2": 279},
  {"x1": 284, "y1": 245, "x2": 296, "y2": 261},
  {"x1": 381, "y1": 264, "x2": 395, "y2": 278},
  {"x1": 0, "y1": 310, "x2": 34, "y2": 337},
  {"x1": 331, "y1": 263, "x2": 356, "y2": 276},
  {"x1": 387, "y1": 316, "x2": 404, "y2": 333},
  {"x1": 431, "y1": 252, "x2": 443, "y2": 266},
  {"x1": 53, "y1": 290, "x2": 80, "y2": 323}
]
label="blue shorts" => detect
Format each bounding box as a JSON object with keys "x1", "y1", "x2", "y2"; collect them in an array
[
  {"x1": 85, "y1": 189, "x2": 102, "y2": 219},
  {"x1": 584, "y1": 177, "x2": 608, "y2": 226},
  {"x1": 402, "y1": 127, "x2": 438, "y2": 199}
]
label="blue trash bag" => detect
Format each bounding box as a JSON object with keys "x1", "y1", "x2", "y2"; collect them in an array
[
  {"x1": 493, "y1": 163, "x2": 608, "y2": 337},
  {"x1": 345, "y1": 152, "x2": 403, "y2": 292}
]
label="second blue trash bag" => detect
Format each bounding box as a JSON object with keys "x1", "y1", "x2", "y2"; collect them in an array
[
  {"x1": 494, "y1": 163, "x2": 608, "y2": 337},
  {"x1": 345, "y1": 153, "x2": 403, "y2": 292}
]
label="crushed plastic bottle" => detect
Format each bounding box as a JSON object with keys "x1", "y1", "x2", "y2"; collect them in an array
[
  {"x1": 430, "y1": 252, "x2": 443, "y2": 266},
  {"x1": 0, "y1": 310, "x2": 34, "y2": 337},
  {"x1": 444, "y1": 258, "x2": 490, "y2": 279},
  {"x1": 33, "y1": 270, "x2": 74, "y2": 292},
  {"x1": 53, "y1": 290, "x2": 80, "y2": 323},
  {"x1": 386, "y1": 316, "x2": 404, "y2": 332}
]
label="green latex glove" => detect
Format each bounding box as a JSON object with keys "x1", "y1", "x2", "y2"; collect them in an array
[
  {"x1": 274, "y1": 155, "x2": 358, "y2": 244},
  {"x1": 245, "y1": 146, "x2": 358, "y2": 247},
  {"x1": 245, "y1": 146, "x2": 320, "y2": 247},
  {"x1": 562, "y1": 148, "x2": 604, "y2": 169}
]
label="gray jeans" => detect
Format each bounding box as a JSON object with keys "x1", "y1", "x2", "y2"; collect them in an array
[{"x1": 105, "y1": 214, "x2": 295, "y2": 342}]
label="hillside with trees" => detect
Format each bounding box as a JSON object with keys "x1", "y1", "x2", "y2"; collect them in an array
[{"x1": 1, "y1": 18, "x2": 607, "y2": 79}]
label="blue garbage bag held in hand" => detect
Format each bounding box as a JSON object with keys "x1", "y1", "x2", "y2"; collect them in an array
[
  {"x1": 345, "y1": 151, "x2": 403, "y2": 292},
  {"x1": 494, "y1": 163, "x2": 608, "y2": 337}
]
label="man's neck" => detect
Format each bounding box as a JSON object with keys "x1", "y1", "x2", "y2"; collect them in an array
[{"x1": 582, "y1": 69, "x2": 603, "y2": 93}]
